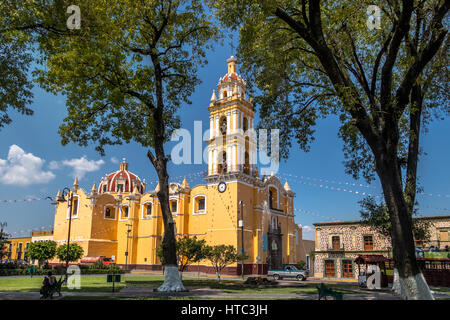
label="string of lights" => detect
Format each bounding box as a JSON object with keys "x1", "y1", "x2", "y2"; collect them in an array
[{"x1": 4, "y1": 170, "x2": 450, "y2": 236}]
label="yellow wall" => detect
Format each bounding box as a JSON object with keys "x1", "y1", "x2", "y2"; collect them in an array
[{"x1": 3, "y1": 237, "x2": 31, "y2": 260}]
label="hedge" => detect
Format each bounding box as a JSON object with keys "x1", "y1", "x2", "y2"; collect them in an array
[{"x1": 0, "y1": 266, "x2": 124, "y2": 276}]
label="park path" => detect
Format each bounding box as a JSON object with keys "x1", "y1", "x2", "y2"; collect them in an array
[{"x1": 0, "y1": 286, "x2": 426, "y2": 300}]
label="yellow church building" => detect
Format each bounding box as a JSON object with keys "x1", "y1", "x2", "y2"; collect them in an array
[{"x1": 48, "y1": 57, "x2": 307, "y2": 275}]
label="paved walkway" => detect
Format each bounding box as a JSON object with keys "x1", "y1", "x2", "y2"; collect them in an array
[{"x1": 2, "y1": 286, "x2": 449, "y2": 300}]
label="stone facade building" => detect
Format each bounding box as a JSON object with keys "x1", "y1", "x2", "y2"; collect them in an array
[{"x1": 313, "y1": 215, "x2": 450, "y2": 282}]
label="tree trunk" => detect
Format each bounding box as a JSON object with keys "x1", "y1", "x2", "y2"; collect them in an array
[
  {"x1": 375, "y1": 153, "x2": 433, "y2": 299},
  {"x1": 148, "y1": 55, "x2": 186, "y2": 292}
]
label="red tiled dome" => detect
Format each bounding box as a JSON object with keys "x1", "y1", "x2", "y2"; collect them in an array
[
  {"x1": 98, "y1": 159, "x2": 145, "y2": 194},
  {"x1": 223, "y1": 73, "x2": 239, "y2": 81}
]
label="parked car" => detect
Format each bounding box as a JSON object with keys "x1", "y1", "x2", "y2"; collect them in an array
[
  {"x1": 268, "y1": 265, "x2": 308, "y2": 281},
  {"x1": 80, "y1": 256, "x2": 114, "y2": 266}
]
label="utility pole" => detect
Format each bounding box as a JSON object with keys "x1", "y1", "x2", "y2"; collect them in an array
[
  {"x1": 125, "y1": 224, "x2": 132, "y2": 272},
  {"x1": 56, "y1": 187, "x2": 74, "y2": 283},
  {"x1": 239, "y1": 200, "x2": 244, "y2": 280}
]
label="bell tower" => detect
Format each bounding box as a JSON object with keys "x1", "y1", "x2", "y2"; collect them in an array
[{"x1": 206, "y1": 56, "x2": 257, "y2": 181}]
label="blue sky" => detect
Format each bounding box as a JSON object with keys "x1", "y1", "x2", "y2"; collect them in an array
[{"x1": 1, "y1": 40, "x2": 449, "y2": 241}]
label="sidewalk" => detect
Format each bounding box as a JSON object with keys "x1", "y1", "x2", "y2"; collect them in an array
[{"x1": 3, "y1": 285, "x2": 449, "y2": 300}]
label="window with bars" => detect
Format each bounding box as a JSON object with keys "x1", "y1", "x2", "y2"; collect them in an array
[
  {"x1": 144, "y1": 203, "x2": 152, "y2": 219},
  {"x1": 122, "y1": 206, "x2": 129, "y2": 219},
  {"x1": 325, "y1": 260, "x2": 335, "y2": 277},
  {"x1": 342, "y1": 260, "x2": 353, "y2": 278},
  {"x1": 364, "y1": 235, "x2": 374, "y2": 251},
  {"x1": 171, "y1": 201, "x2": 178, "y2": 213},
  {"x1": 332, "y1": 236, "x2": 341, "y2": 250},
  {"x1": 105, "y1": 206, "x2": 115, "y2": 219}
]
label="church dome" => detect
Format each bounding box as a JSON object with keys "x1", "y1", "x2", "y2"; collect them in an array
[
  {"x1": 215, "y1": 56, "x2": 247, "y2": 100},
  {"x1": 98, "y1": 158, "x2": 145, "y2": 194}
]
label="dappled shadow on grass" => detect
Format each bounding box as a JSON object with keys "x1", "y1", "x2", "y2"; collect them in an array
[{"x1": 123, "y1": 278, "x2": 358, "y2": 295}]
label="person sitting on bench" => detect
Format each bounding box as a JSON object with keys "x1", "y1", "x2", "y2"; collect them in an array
[{"x1": 40, "y1": 271, "x2": 58, "y2": 298}]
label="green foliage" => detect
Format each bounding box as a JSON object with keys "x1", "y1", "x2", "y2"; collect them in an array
[
  {"x1": 87, "y1": 262, "x2": 123, "y2": 274},
  {"x1": 209, "y1": 0, "x2": 449, "y2": 177},
  {"x1": 175, "y1": 236, "x2": 207, "y2": 272},
  {"x1": 26, "y1": 241, "x2": 57, "y2": 265},
  {"x1": 3, "y1": 0, "x2": 219, "y2": 154},
  {"x1": 5, "y1": 0, "x2": 220, "y2": 271},
  {"x1": 0, "y1": 1, "x2": 34, "y2": 131},
  {"x1": 210, "y1": 3, "x2": 448, "y2": 296},
  {"x1": 56, "y1": 243, "x2": 84, "y2": 263},
  {"x1": 297, "y1": 260, "x2": 306, "y2": 269},
  {"x1": 204, "y1": 244, "x2": 248, "y2": 281},
  {"x1": 309, "y1": 250, "x2": 315, "y2": 262},
  {"x1": 157, "y1": 236, "x2": 207, "y2": 272},
  {"x1": 359, "y1": 197, "x2": 432, "y2": 241},
  {"x1": 0, "y1": 222, "x2": 10, "y2": 260}
]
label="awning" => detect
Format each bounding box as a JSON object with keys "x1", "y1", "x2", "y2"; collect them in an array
[{"x1": 354, "y1": 254, "x2": 388, "y2": 264}]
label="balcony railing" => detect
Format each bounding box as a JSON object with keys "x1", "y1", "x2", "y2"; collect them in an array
[{"x1": 326, "y1": 244, "x2": 345, "y2": 252}]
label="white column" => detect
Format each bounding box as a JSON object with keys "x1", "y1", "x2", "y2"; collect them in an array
[
  {"x1": 237, "y1": 145, "x2": 242, "y2": 169},
  {"x1": 232, "y1": 144, "x2": 236, "y2": 171},
  {"x1": 226, "y1": 112, "x2": 231, "y2": 135},
  {"x1": 208, "y1": 149, "x2": 213, "y2": 175},
  {"x1": 233, "y1": 110, "x2": 238, "y2": 133},
  {"x1": 227, "y1": 145, "x2": 231, "y2": 172},
  {"x1": 215, "y1": 115, "x2": 220, "y2": 137},
  {"x1": 209, "y1": 116, "x2": 214, "y2": 140},
  {"x1": 240, "y1": 112, "x2": 243, "y2": 133},
  {"x1": 212, "y1": 149, "x2": 216, "y2": 174}
]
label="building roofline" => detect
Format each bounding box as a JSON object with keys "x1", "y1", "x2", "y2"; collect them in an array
[{"x1": 313, "y1": 215, "x2": 450, "y2": 226}]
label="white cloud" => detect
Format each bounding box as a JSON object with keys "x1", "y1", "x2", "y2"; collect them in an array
[
  {"x1": 300, "y1": 225, "x2": 315, "y2": 240},
  {"x1": 61, "y1": 156, "x2": 105, "y2": 180},
  {"x1": 0, "y1": 145, "x2": 55, "y2": 186},
  {"x1": 48, "y1": 161, "x2": 60, "y2": 170},
  {"x1": 110, "y1": 157, "x2": 119, "y2": 164}
]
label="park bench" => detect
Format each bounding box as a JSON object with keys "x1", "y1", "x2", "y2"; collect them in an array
[
  {"x1": 40, "y1": 277, "x2": 63, "y2": 299},
  {"x1": 316, "y1": 283, "x2": 343, "y2": 300}
]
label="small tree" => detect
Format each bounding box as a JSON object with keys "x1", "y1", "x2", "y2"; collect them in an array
[
  {"x1": 157, "y1": 236, "x2": 207, "y2": 279},
  {"x1": 204, "y1": 245, "x2": 248, "y2": 281},
  {"x1": 297, "y1": 260, "x2": 306, "y2": 270},
  {"x1": 359, "y1": 197, "x2": 432, "y2": 242},
  {"x1": 56, "y1": 243, "x2": 84, "y2": 264},
  {"x1": 0, "y1": 222, "x2": 10, "y2": 260},
  {"x1": 176, "y1": 236, "x2": 207, "y2": 277},
  {"x1": 26, "y1": 241, "x2": 56, "y2": 267},
  {"x1": 309, "y1": 250, "x2": 316, "y2": 273}
]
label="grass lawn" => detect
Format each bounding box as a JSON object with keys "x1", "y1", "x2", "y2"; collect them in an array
[
  {"x1": 0, "y1": 274, "x2": 360, "y2": 295},
  {"x1": 0, "y1": 276, "x2": 127, "y2": 293},
  {"x1": 431, "y1": 287, "x2": 450, "y2": 293}
]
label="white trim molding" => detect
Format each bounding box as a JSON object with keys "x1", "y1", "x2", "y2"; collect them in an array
[
  {"x1": 67, "y1": 194, "x2": 80, "y2": 219},
  {"x1": 192, "y1": 194, "x2": 207, "y2": 215},
  {"x1": 103, "y1": 204, "x2": 117, "y2": 221},
  {"x1": 141, "y1": 201, "x2": 153, "y2": 220}
]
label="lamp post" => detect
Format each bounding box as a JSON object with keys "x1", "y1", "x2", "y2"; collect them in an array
[
  {"x1": 125, "y1": 224, "x2": 132, "y2": 272},
  {"x1": 56, "y1": 187, "x2": 74, "y2": 282},
  {"x1": 239, "y1": 200, "x2": 244, "y2": 280}
]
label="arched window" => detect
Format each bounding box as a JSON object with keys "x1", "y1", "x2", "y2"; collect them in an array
[
  {"x1": 217, "y1": 151, "x2": 227, "y2": 173},
  {"x1": 142, "y1": 202, "x2": 152, "y2": 219},
  {"x1": 243, "y1": 117, "x2": 248, "y2": 132},
  {"x1": 67, "y1": 195, "x2": 79, "y2": 218},
  {"x1": 268, "y1": 186, "x2": 278, "y2": 209},
  {"x1": 219, "y1": 116, "x2": 227, "y2": 135},
  {"x1": 244, "y1": 151, "x2": 250, "y2": 174},
  {"x1": 104, "y1": 205, "x2": 116, "y2": 220},
  {"x1": 120, "y1": 205, "x2": 129, "y2": 220},
  {"x1": 170, "y1": 199, "x2": 178, "y2": 214},
  {"x1": 223, "y1": 90, "x2": 227, "y2": 98},
  {"x1": 193, "y1": 195, "x2": 207, "y2": 215}
]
